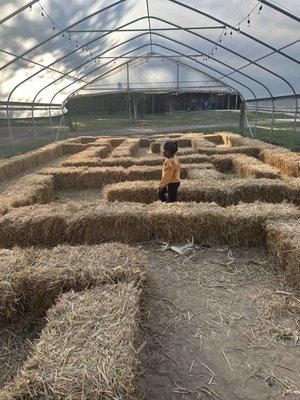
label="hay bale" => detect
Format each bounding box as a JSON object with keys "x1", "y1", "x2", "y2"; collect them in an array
[
  {"x1": 0, "y1": 174, "x2": 54, "y2": 215},
  {"x1": 260, "y1": 148, "x2": 300, "y2": 177},
  {"x1": 187, "y1": 168, "x2": 226, "y2": 181},
  {"x1": 0, "y1": 201, "x2": 298, "y2": 248},
  {"x1": 0, "y1": 203, "x2": 76, "y2": 247},
  {"x1": 212, "y1": 154, "x2": 280, "y2": 178},
  {"x1": 67, "y1": 202, "x2": 150, "y2": 244},
  {"x1": 61, "y1": 142, "x2": 88, "y2": 154},
  {"x1": 76, "y1": 136, "x2": 98, "y2": 144},
  {"x1": 111, "y1": 138, "x2": 141, "y2": 158},
  {"x1": 0, "y1": 243, "x2": 147, "y2": 321},
  {"x1": 104, "y1": 178, "x2": 298, "y2": 207},
  {"x1": 176, "y1": 148, "x2": 197, "y2": 156},
  {"x1": 0, "y1": 143, "x2": 63, "y2": 182},
  {"x1": 82, "y1": 167, "x2": 127, "y2": 188},
  {"x1": 2, "y1": 283, "x2": 140, "y2": 399},
  {"x1": 148, "y1": 202, "x2": 299, "y2": 246},
  {"x1": 266, "y1": 220, "x2": 300, "y2": 291},
  {"x1": 179, "y1": 154, "x2": 211, "y2": 164},
  {"x1": 62, "y1": 158, "x2": 102, "y2": 167},
  {"x1": 230, "y1": 154, "x2": 281, "y2": 178},
  {"x1": 40, "y1": 167, "x2": 88, "y2": 189},
  {"x1": 203, "y1": 134, "x2": 223, "y2": 144}
]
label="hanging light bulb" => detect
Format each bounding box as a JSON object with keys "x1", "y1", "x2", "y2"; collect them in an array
[
  {"x1": 230, "y1": 30, "x2": 233, "y2": 36},
  {"x1": 29, "y1": 5, "x2": 32, "y2": 12},
  {"x1": 259, "y1": 3, "x2": 263, "y2": 12},
  {"x1": 52, "y1": 26, "x2": 56, "y2": 30},
  {"x1": 247, "y1": 15, "x2": 251, "y2": 26},
  {"x1": 41, "y1": 12, "x2": 45, "y2": 17}
]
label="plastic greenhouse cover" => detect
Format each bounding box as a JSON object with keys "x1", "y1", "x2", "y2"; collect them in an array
[{"x1": 0, "y1": 0, "x2": 299, "y2": 107}]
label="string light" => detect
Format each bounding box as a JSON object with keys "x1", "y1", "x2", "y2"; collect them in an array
[
  {"x1": 37, "y1": 1, "x2": 95, "y2": 64},
  {"x1": 203, "y1": 0, "x2": 263, "y2": 62}
]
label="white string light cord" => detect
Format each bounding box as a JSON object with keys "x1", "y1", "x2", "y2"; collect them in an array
[
  {"x1": 203, "y1": 0, "x2": 263, "y2": 61},
  {"x1": 28, "y1": 1, "x2": 100, "y2": 64}
]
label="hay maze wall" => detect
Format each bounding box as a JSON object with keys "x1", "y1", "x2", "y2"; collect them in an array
[{"x1": 0, "y1": 132, "x2": 299, "y2": 398}]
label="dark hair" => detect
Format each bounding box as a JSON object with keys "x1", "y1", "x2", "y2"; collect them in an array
[{"x1": 163, "y1": 141, "x2": 178, "y2": 155}]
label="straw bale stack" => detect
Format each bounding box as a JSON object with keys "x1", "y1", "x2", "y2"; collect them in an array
[
  {"x1": 61, "y1": 142, "x2": 88, "y2": 154},
  {"x1": 260, "y1": 148, "x2": 300, "y2": 177},
  {"x1": 103, "y1": 178, "x2": 299, "y2": 206},
  {"x1": 148, "y1": 202, "x2": 299, "y2": 246},
  {"x1": 0, "y1": 174, "x2": 54, "y2": 215},
  {"x1": 212, "y1": 154, "x2": 280, "y2": 178},
  {"x1": 230, "y1": 154, "x2": 281, "y2": 178},
  {"x1": 203, "y1": 134, "x2": 223, "y2": 144},
  {"x1": 176, "y1": 148, "x2": 197, "y2": 156},
  {"x1": 0, "y1": 243, "x2": 147, "y2": 321},
  {"x1": 66, "y1": 202, "x2": 150, "y2": 244},
  {"x1": 0, "y1": 201, "x2": 298, "y2": 248},
  {"x1": 187, "y1": 168, "x2": 225, "y2": 180},
  {"x1": 62, "y1": 146, "x2": 111, "y2": 167},
  {"x1": 111, "y1": 138, "x2": 141, "y2": 158},
  {"x1": 101, "y1": 154, "x2": 211, "y2": 168},
  {"x1": 1, "y1": 283, "x2": 140, "y2": 399},
  {"x1": 266, "y1": 220, "x2": 300, "y2": 291},
  {"x1": 0, "y1": 142, "x2": 63, "y2": 182}
]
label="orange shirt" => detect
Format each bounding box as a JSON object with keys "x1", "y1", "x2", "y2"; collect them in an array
[{"x1": 159, "y1": 156, "x2": 181, "y2": 188}]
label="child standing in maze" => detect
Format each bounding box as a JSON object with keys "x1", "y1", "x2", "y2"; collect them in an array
[{"x1": 157, "y1": 141, "x2": 181, "y2": 202}]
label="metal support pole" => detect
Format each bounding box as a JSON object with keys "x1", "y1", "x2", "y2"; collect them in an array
[
  {"x1": 291, "y1": 95, "x2": 298, "y2": 150},
  {"x1": 254, "y1": 100, "x2": 258, "y2": 137},
  {"x1": 6, "y1": 104, "x2": 14, "y2": 156},
  {"x1": 235, "y1": 94, "x2": 238, "y2": 110},
  {"x1": 126, "y1": 62, "x2": 132, "y2": 125},
  {"x1": 61, "y1": 105, "x2": 67, "y2": 139},
  {"x1": 176, "y1": 60, "x2": 179, "y2": 92},
  {"x1": 49, "y1": 105, "x2": 54, "y2": 141},
  {"x1": 270, "y1": 97, "x2": 275, "y2": 143},
  {"x1": 152, "y1": 94, "x2": 155, "y2": 114},
  {"x1": 239, "y1": 101, "x2": 246, "y2": 135},
  {"x1": 31, "y1": 105, "x2": 37, "y2": 140},
  {"x1": 227, "y1": 94, "x2": 230, "y2": 110}
]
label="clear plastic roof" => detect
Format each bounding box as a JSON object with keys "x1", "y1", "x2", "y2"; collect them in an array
[{"x1": 0, "y1": 0, "x2": 299, "y2": 106}]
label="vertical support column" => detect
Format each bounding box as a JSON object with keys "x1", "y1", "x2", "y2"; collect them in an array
[
  {"x1": 291, "y1": 95, "x2": 298, "y2": 150},
  {"x1": 254, "y1": 100, "x2": 258, "y2": 137},
  {"x1": 31, "y1": 105, "x2": 37, "y2": 140},
  {"x1": 270, "y1": 97, "x2": 275, "y2": 143},
  {"x1": 239, "y1": 101, "x2": 246, "y2": 136},
  {"x1": 176, "y1": 60, "x2": 179, "y2": 92},
  {"x1": 235, "y1": 94, "x2": 238, "y2": 110},
  {"x1": 152, "y1": 94, "x2": 155, "y2": 114},
  {"x1": 221, "y1": 94, "x2": 224, "y2": 110},
  {"x1": 61, "y1": 104, "x2": 67, "y2": 139},
  {"x1": 126, "y1": 62, "x2": 132, "y2": 125},
  {"x1": 6, "y1": 104, "x2": 15, "y2": 156},
  {"x1": 49, "y1": 105, "x2": 54, "y2": 141},
  {"x1": 227, "y1": 94, "x2": 230, "y2": 110}
]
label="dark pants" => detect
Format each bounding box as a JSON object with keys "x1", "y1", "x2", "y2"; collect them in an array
[{"x1": 158, "y1": 182, "x2": 180, "y2": 203}]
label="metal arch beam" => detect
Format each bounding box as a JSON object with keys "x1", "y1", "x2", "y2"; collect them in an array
[
  {"x1": 151, "y1": 32, "x2": 273, "y2": 98},
  {"x1": 0, "y1": 0, "x2": 40, "y2": 25},
  {"x1": 45, "y1": 32, "x2": 257, "y2": 107},
  {"x1": 145, "y1": 0, "x2": 153, "y2": 52},
  {"x1": 33, "y1": 28, "x2": 268, "y2": 106},
  {"x1": 32, "y1": 33, "x2": 149, "y2": 104},
  {"x1": 0, "y1": 0, "x2": 126, "y2": 71},
  {"x1": 7, "y1": 16, "x2": 150, "y2": 104},
  {"x1": 62, "y1": 51, "x2": 251, "y2": 109},
  {"x1": 0, "y1": 48, "x2": 88, "y2": 83},
  {"x1": 53, "y1": 43, "x2": 256, "y2": 109},
  {"x1": 6, "y1": 13, "x2": 296, "y2": 105},
  {"x1": 167, "y1": 0, "x2": 299, "y2": 64},
  {"x1": 31, "y1": 20, "x2": 275, "y2": 107},
  {"x1": 151, "y1": 16, "x2": 297, "y2": 97},
  {"x1": 260, "y1": 0, "x2": 300, "y2": 22}
]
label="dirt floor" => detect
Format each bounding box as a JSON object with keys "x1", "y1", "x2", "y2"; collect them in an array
[
  {"x1": 138, "y1": 243, "x2": 300, "y2": 400},
  {"x1": 0, "y1": 243, "x2": 299, "y2": 398},
  {"x1": 51, "y1": 189, "x2": 102, "y2": 203}
]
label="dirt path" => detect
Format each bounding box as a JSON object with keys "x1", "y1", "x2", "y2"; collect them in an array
[{"x1": 138, "y1": 244, "x2": 300, "y2": 400}]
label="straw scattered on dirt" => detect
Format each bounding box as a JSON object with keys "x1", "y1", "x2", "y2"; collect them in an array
[{"x1": 138, "y1": 243, "x2": 300, "y2": 400}]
